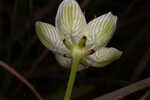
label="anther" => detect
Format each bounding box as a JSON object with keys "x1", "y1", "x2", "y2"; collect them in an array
[
  {"x1": 63, "y1": 39, "x2": 66, "y2": 43},
  {"x1": 83, "y1": 36, "x2": 86, "y2": 40},
  {"x1": 78, "y1": 36, "x2": 87, "y2": 48},
  {"x1": 89, "y1": 49, "x2": 95, "y2": 54},
  {"x1": 63, "y1": 39, "x2": 73, "y2": 51}
]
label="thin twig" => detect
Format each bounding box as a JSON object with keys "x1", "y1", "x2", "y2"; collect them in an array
[
  {"x1": 0, "y1": 60, "x2": 43, "y2": 100},
  {"x1": 94, "y1": 77, "x2": 150, "y2": 100}
]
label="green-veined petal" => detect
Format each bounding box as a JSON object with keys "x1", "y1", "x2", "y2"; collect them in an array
[
  {"x1": 55, "y1": 0, "x2": 87, "y2": 44},
  {"x1": 86, "y1": 12, "x2": 117, "y2": 49},
  {"x1": 36, "y1": 21, "x2": 68, "y2": 55},
  {"x1": 86, "y1": 47, "x2": 122, "y2": 67}
]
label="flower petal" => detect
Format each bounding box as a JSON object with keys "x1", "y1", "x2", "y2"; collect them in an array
[
  {"x1": 55, "y1": 54, "x2": 86, "y2": 71},
  {"x1": 55, "y1": 0, "x2": 87, "y2": 43},
  {"x1": 35, "y1": 21, "x2": 68, "y2": 55},
  {"x1": 86, "y1": 12, "x2": 117, "y2": 49},
  {"x1": 86, "y1": 47, "x2": 122, "y2": 67}
]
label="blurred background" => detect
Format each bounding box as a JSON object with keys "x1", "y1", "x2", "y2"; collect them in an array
[{"x1": 0, "y1": 0, "x2": 150, "y2": 100}]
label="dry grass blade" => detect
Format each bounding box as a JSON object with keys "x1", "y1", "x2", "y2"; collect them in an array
[
  {"x1": 94, "y1": 77, "x2": 150, "y2": 100},
  {"x1": 0, "y1": 60, "x2": 43, "y2": 100}
]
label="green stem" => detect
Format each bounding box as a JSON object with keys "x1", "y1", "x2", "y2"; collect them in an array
[{"x1": 64, "y1": 52, "x2": 81, "y2": 100}]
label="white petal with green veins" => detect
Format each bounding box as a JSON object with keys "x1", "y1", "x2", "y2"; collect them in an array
[
  {"x1": 36, "y1": 21, "x2": 68, "y2": 55},
  {"x1": 87, "y1": 12, "x2": 117, "y2": 49},
  {"x1": 86, "y1": 47, "x2": 122, "y2": 67},
  {"x1": 55, "y1": 0, "x2": 87, "y2": 43}
]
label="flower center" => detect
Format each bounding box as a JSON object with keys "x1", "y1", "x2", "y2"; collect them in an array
[{"x1": 63, "y1": 36, "x2": 95, "y2": 66}]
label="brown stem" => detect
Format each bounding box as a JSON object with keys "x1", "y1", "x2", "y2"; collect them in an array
[{"x1": 0, "y1": 60, "x2": 43, "y2": 100}]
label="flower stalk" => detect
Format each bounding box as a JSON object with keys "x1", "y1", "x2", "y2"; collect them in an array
[{"x1": 64, "y1": 50, "x2": 81, "y2": 100}]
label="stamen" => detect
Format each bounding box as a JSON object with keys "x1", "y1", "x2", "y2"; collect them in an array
[
  {"x1": 80, "y1": 58, "x2": 88, "y2": 66},
  {"x1": 63, "y1": 39, "x2": 74, "y2": 51},
  {"x1": 64, "y1": 53, "x2": 72, "y2": 58},
  {"x1": 83, "y1": 48, "x2": 95, "y2": 57},
  {"x1": 89, "y1": 49, "x2": 95, "y2": 54},
  {"x1": 78, "y1": 36, "x2": 87, "y2": 48}
]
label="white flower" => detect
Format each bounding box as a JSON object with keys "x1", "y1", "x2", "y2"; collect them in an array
[{"x1": 35, "y1": 0, "x2": 122, "y2": 71}]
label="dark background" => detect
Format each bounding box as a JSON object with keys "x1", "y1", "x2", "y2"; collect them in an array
[{"x1": 0, "y1": 0, "x2": 150, "y2": 100}]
